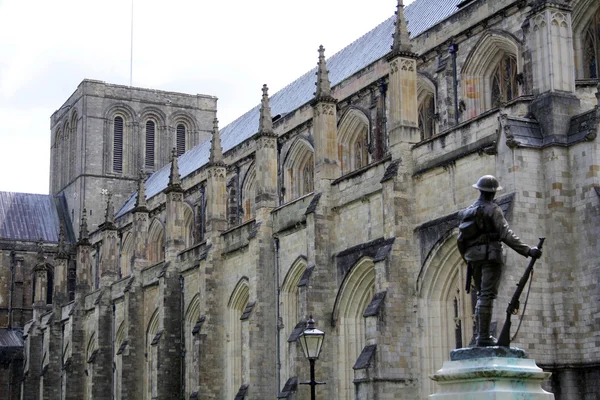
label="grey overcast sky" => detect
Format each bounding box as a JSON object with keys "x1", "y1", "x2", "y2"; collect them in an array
[{"x1": 0, "y1": 0, "x2": 414, "y2": 195}]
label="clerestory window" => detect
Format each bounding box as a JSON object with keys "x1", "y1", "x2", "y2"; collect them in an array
[
  {"x1": 491, "y1": 55, "x2": 518, "y2": 108},
  {"x1": 176, "y1": 124, "x2": 186, "y2": 156},
  {"x1": 584, "y1": 9, "x2": 600, "y2": 79}
]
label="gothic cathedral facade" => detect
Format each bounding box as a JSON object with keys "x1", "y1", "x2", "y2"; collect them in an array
[{"x1": 1, "y1": 0, "x2": 599, "y2": 399}]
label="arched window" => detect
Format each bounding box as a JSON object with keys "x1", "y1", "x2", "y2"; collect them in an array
[
  {"x1": 491, "y1": 55, "x2": 518, "y2": 108},
  {"x1": 148, "y1": 219, "x2": 165, "y2": 264},
  {"x1": 241, "y1": 167, "x2": 256, "y2": 222},
  {"x1": 418, "y1": 77, "x2": 437, "y2": 140},
  {"x1": 183, "y1": 205, "x2": 194, "y2": 248},
  {"x1": 113, "y1": 116, "x2": 124, "y2": 173},
  {"x1": 461, "y1": 32, "x2": 521, "y2": 119},
  {"x1": 184, "y1": 295, "x2": 201, "y2": 398},
  {"x1": 64, "y1": 121, "x2": 71, "y2": 186},
  {"x1": 176, "y1": 124, "x2": 186, "y2": 156},
  {"x1": 418, "y1": 94, "x2": 436, "y2": 140},
  {"x1": 145, "y1": 120, "x2": 155, "y2": 169},
  {"x1": 145, "y1": 310, "x2": 159, "y2": 400},
  {"x1": 333, "y1": 258, "x2": 375, "y2": 399},
  {"x1": 85, "y1": 333, "x2": 97, "y2": 400},
  {"x1": 114, "y1": 322, "x2": 126, "y2": 400},
  {"x1": 280, "y1": 258, "x2": 307, "y2": 386},
  {"x1": 338, "y1": 109, "x2": 369, "y2": 175},
  {"x1": 70, "y1": 112, "x2": 78, "y2": 180},
  {"x1": 55, "y1": 128, "x2": 63, "y2": 189},
  {"x1": 283, "y1": 139, "x2": 314, "y2": 203},
  {"x1": 120, "y1": 233, "x2": 134, "y2": 278},
  {"x1": 417, "y1": 232, "x2": 475, "y2": 395},
  {"x1": 226, "y1": 279, "x2": 249, "y2": 398},
  {"x1": 227, "y1": 177, "x2": 239, "y2": 228},
  {"x1": 583, "y1": 9, "x2": 600, "y2": 79}
]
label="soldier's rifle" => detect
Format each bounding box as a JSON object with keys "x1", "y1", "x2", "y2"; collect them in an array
[{"x1": 497, "y1": 237, "x2": 545, "y2": 347}]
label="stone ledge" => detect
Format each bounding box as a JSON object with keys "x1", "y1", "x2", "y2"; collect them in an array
[{"x1": 450, "y1": 346, "x2": 526, "y2": 361}]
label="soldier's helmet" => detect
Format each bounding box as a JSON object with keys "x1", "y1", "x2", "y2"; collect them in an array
[{"x1": 472, "y1": 175, "x2": 503, "y2": 192}]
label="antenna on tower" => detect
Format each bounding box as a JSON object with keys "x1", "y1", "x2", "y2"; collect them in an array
[{"x1": 129, "y1": 0, "x2": 134, "y2": 87}]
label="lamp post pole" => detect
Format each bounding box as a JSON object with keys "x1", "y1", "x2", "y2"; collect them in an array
[{"x1": 309, "y1": 358, "x2": 317, "y2": 400}]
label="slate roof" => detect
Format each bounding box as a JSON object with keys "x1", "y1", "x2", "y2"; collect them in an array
[
  {"x1": 0, "y1": 192, "x2": 75, "y2": 242},
  {"x1": 117, "y1": 0, "x2": 463, "y2": 217}
]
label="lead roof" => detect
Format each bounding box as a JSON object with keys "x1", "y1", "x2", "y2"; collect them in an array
[
  {"x1": 0, "y1": 192, "x2": 75, "y2": 243},
  {"x1": 117, "y1": 0, "x2": 463, "y2": 217}
]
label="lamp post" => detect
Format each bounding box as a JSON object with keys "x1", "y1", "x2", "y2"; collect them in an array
[{"x1": 298, "y1": 315, "x2": 326, "y2": 400}]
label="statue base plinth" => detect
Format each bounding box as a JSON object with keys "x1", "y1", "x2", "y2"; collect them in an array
[{"x1": 430, "y1": 347, "x2": 554, "y2": 399}]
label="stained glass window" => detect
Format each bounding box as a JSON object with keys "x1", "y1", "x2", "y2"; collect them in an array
[
  {"x1": 584, "y1": 10, "x2": 600, "y2": 79},
  {"x1": 491, "y1": 55, "x2": 518, "y2": 108}
]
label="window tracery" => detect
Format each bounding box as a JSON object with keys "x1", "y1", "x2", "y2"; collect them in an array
[
  {"x1": 418, "y1": 94, "x2": 436, "y2": 140},
  {"x1": 491, "y1": 55, "x2": 518, "y2": 108},
  {"x1": 584, "y1": 9, "x2": 600, "y2": 79},
  {"x1": 338, "y1": 109, "x2": 370, "y2": 175},
  {"x1": 283, "y1": 139, "x2": 314, "y2": 203}
]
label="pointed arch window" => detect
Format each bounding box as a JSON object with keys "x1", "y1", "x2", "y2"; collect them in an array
[
  {"x1": 226, "y1": 280, "x2": 249, "y2": 398},
  {"x1": 184, "y1": 296, "x2": 201, "y2": 398},
  {"x1": 113, "y1": 116, "x2": 124, "y2": 173},
  {"x1": 241, "y1": 168, "x2": 256, "y2": 222},
  {"x1": 583, "y1": 9, "x2": 600, "y2": 79},
  {"x1": 418, "y1": 94, "x2": 435, "y2": 140},
  {"x1": 333, "y1": 259, "x2": 375, "y2": 399},
  {"x1": 70, "y1": 112, "x2": 78, "y2": 180},
  {"x1": 417, "y1": 232, "x2": 475, "y2": 395},
  {"x1": 338, "y1": 109, "x2": 370, "y2": 175},
  {"x1": 491, "y1": 55, "x2": 518, "y2": 108},
  {"x1": 176, "y1": 124, "x2": 186, "y2": 156},
  {"x1": 461, "y1": 33, "x2": 520, "y2": 119},
  {"x1": 283, "y1": 139, "x2": 314, "y2": 203},
  {"x1": 145, "y1": 120, "x2": 155, "y2": 169}
]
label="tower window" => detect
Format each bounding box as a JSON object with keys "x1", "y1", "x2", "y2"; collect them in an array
[
  {"x1": 145, "y1": 120, "x2": 155, "y2": 169},
  {"x1": 113, "y1": 116, "x2": 124, "y2": 173},
  {"x1": 176, "y1": 124, "x2": 186, "y2": 156}
]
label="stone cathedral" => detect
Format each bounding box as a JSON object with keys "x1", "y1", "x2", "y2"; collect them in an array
[{"x1": 1, "y1": 0, "x2": 599, "y2": 398}]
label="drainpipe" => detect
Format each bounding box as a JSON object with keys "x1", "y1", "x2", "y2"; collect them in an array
[
  {"x1": 111, "y1": 302, "x2": 115, "y2": 400},
  {"x1": 449, "y1": 42, "x2": 460, "y2": 125},
  {"x1": 179, "y1": 275, "x2": 185, "y2": 400},
  {"x1": 277, "y1": 141, "x2": 283, "y2": 206},
  {"x1": 199, "y1": 186, "x2": 206, "y2": 242},
  {"x1": 9, "y1": 251, "x2": 15, "y2": 329},
  {"x1": 274, "y1": 236, "x2": 281, "y2": 392}
]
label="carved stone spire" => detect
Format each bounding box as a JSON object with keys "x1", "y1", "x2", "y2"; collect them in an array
[
  {"x1": 57, "y1": 225, "x2": 69, "y2": 259},
  {"x1": 78, "y1": 208, "x2": 89, "y2": 244},
  {"x1": 134, "y1": 170, "x2": 147, "y2": 210},
  {"x1": 313, "y1": 45, "x2": 336, "y2": 103},
  {"x1": 103, "y1": 193, "x2": 116, "y2": 228},
  {"x1": 389, "y1": 0, "x2": 415, "y2": 57},
  {"x1": 209, "y1": 118, "x2": 224, "y2": 164},
  {"x1": 259, "y1": 84, "x2": 274, "y2": 135}
]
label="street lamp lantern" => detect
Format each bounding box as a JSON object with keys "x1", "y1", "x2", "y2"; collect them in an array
[
  {"x1": 299, "y1": 315, "x2": 325, "y2": 360},
  {"x1": 298, "y1": 315, "x2": 326, "y2": 399}
]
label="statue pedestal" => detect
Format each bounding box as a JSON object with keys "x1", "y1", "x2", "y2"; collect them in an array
[{"x1": 430, "y1": 347, "x2": 554, "y2": 399}]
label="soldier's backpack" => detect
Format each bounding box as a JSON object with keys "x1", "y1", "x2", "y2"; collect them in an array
[{"x1": 457, "y1": 205, "x2": 484, "y2": 257}]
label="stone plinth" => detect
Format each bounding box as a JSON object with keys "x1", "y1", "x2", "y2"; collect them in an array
[{"x1": 430, "y1": 347, "x2": 554, "y2": 399}]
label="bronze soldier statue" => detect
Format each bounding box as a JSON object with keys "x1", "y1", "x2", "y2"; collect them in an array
[{"x1": 458, "y1": 175, "x2": 542, "y2": 347}]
